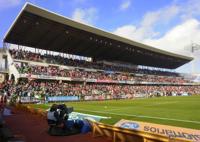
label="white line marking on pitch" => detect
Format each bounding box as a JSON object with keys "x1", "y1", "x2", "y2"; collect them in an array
[
  {"x1": 76, "y1": 108, "x2": 200, "y2": 124},
  {"x1": 44, "y1": 102, "x2": 200, "y2": 124},
  {"x1": 144, "y1": 101, "x2": 178, "y2": 107},
  {"x1": 103, "y1": 101, "x2": 178, "y2": 111}
]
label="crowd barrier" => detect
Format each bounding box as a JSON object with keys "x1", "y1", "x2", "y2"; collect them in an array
[
  {"x1": 14, "y1": 104, "x2": 191, "y2": 142},
  {"x1": 90, "y1": 121, "x2": 190, "y2": 142}
]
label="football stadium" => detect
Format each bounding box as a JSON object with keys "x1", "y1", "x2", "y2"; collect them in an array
[{"x1": 0, "y1": 2, "x2": 200, "y2": 142}]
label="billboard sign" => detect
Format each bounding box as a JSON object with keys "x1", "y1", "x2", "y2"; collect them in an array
[{"x1": 115, "y1": 119, "x2": 200, "y2": 141}]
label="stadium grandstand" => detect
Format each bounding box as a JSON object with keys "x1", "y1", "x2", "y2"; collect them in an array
[{"x1": 0, "y1": 3, "x2": 200, "y2": 142}]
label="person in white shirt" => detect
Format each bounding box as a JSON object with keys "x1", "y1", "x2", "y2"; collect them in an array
[{"x1": 47, "y1": 104, "x2": 59, "y2": 124}]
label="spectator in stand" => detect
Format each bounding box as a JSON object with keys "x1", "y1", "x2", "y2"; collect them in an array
[
  {"x1": 10, "y1": 49, "x2": 179, "y2": 76},
  {"x1": 14, "y1": 63, "x2": 191, "y2": 84},
  {"x1": 3, "y1": 79, "x2": 200, "y2": 100},
  {"x1": 7, "y1": 49, "x2": 200, "y2": 102}
]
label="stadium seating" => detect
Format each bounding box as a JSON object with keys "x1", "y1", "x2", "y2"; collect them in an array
[
  {"x1": 14, "y1": 63, "x2": 191, "y2": 84},
  {"x1": 10, "y1": 49, "x2": 192, "y2": 86},
  {"x1": 0, "y1": 49, "x2": 198, "y2": 102},
  {"x1": 1, "y1": 79, "x2": 200, "y2": 101},
  {"x1": 10, "y1": 49, "x2": 180, "y2": 76}
]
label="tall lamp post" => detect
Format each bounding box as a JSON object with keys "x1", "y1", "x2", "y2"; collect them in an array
[{"x1": 190, "y1": 43, "x2": 200, "y2": 73}]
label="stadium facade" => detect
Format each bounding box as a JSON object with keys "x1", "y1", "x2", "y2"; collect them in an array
[
  {"x1": 0, "y1": 3, "x2": 200, "y2": 103},
  {"x1": 1, "y1": 3, "x2": 200, "y2": 142}
]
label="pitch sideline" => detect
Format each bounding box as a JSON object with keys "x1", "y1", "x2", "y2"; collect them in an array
[
  {"x1": 76, "y1": 108, "x2": 200, "y2": 124},
  {"x1": 43, "y1": 103, "x2": 200, "y2": 124},
  {"x1": 104, "y1": 101, "x2": 179, "y2": 111}
]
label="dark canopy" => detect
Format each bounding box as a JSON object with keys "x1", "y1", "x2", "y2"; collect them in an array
[{"x1": 4, "y1": 3, "x2": 193, "y2": 69}]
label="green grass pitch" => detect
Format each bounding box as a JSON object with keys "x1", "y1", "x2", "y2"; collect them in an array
[{"x1": 28, "y1": 96, "x2": 200, "y2": 130}]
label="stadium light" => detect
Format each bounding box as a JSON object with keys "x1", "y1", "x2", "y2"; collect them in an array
[
  {"x1": 185, "y1": 43, "x2": 200, "y2": 73},
  {"x1": 191, "y1": 43, "x2": 200, "y2": 53},
  {"x1": 184, "y1": 43, "x2": 200, "y2": 53}
]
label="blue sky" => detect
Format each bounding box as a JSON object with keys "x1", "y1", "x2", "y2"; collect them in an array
[{"x1": 0, "y1": 0, "x2": 200, "y2": 73}]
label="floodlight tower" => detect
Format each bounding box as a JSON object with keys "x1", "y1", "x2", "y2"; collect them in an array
[
  {"x1": 191, "y1": 43, "x2": 200, "y2": 53},
  {"x1": 190, "y1": 43, "x2": 200, "y2": 74}
]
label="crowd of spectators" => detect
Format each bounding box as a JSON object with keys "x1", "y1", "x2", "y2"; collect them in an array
[
  {"x1": 10, "y1": 49, "x2": 179, "y2": 76},
  {"x1": 1, "y1": 80, "x2": 200, "y2": 101},
  {"x1": 15, "y1": 64, "x2": 191, "y2": 84},
  {"x1": 0, "y1": 80, "x2": 62, "y2": 98},
  {"x1": 63, "y1": 83, "x2": 200, "y2": 97},
  {"x1": 6, "y1": 49, "x2": 200, "y2": 102}
]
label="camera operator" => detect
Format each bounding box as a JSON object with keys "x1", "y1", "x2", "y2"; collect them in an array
[
  {"x1": 57, "y1": 104, "x2": 69, "y2": 122},
  {"x1": 47, "y1": 104, "x2": 59, "y2": 125},
  {"x1": 56, "y1": 104, "x2": 69, "y2": 130},
  {"x1": 47, "y1": 104, "x2": 69, "y2": 129},
  {"x1": 47, "y1": 104, "x2": 77, "y2": 135}
]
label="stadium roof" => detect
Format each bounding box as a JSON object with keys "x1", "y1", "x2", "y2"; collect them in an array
[{"x1": 3, "y1": 3, "x2": 193, "y2": 69}]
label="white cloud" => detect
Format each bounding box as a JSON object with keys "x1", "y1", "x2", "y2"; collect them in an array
[
  {"x1": 113, "y1": 0, "x2": 200, "y2": 73},
  {"x1": 114, "y1": 5, "x2": 179, "y2": 41},
  {"x1": 0, "y1": 0, "x2": 21, "y2": 9},
  {"x1": 143, "y1": 18, "x2": 200, "y2": 59},
  {"x1": 114, "y1": 19, "x2": 200, "y2": 73},
  {"x1": 178, "y1": 0, "x2": 200, "y2": 20},
  {"x1": 120, "y1": 0, "x2": 131, "y2": 11},
  {"x1": 144, "y1": 19, "x2": 200, "y2": 73},
  {"x1": 142, "y1": 5, "x2": 179, "y2": 27},
  {"x1": 71, "y1": 7, "x2": 97, "y2": 25},
  {"x1": 137, "y1": 5, "x2": 178, "y2": 39},
  {"x1": 114, "y1": 25, "x2": 137, "y2": 39},
  {"x1": 144, "y1": 19, "x2": 200, "y2": 51},
  {"x1": 113, "y1": 1, "x2": 200, "y2": 52}
]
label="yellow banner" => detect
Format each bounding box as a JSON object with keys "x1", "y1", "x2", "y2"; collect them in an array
[{"x1": 115, "y1": 119, "x2": 200, "y2": 141}]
